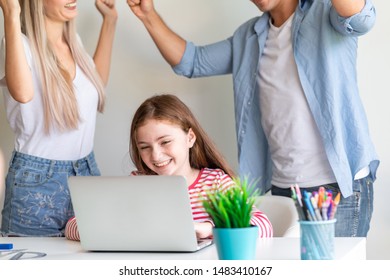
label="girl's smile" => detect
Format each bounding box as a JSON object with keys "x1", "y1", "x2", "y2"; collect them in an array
[{"x1": 136, "y1": 119, "x2": 196, "y2": 181}]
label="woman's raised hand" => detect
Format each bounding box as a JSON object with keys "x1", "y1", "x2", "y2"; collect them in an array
[
  {"x1": 0, "y1": 0, "x2": 20, "y2": 17},
  {"x1": 95, "y1": 0, "x2": 118, "y2": 20}
]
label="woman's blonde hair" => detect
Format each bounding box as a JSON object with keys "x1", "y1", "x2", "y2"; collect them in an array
[
  {"x1": 130, "y1": 94, "x2": 235, "y2": 178},
  {"x1": 20, "y1": 0, "x2": 105, "y2": 132}
]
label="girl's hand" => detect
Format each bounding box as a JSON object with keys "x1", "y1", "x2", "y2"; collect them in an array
[
  {"x1": 0, "y1": 0, "x2": 20, "y2": 17},
  {"x1": 126, "y1": 0, "x2": 155, "y2": 21},
  {"x1": 95, "y1": 0, "x2": 118, "y2": 20},
  {"x1": 194, "y1": 222, "x2": 213, "y2": 239}
]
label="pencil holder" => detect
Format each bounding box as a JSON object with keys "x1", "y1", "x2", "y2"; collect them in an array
[{"x1": 299, "y1": 219, "x2": 336, "y2": 260}]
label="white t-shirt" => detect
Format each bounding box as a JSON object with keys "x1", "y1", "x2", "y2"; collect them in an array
[
  {"x1": 0, "y1": 35, "x2": 99, "y2": 160},
  {"x1": 258, "y1": 15, "x2": 336, "y2": 188}
]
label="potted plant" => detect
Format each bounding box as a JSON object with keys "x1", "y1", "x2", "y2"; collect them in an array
[{"x1": 202, "y1": 177, "x2": 260, "y2": 260}]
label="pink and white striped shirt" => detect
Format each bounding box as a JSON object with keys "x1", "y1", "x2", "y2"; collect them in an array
[
  {"x1": 188, "y1": 168, "x2": 273, "y2": 237},
  {"x1": 65, "y1": 168, "x2": 273, "y2": 241}
]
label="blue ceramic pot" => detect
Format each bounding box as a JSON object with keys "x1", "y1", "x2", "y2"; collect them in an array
[{"x1": 213, "y1": 226, "x2": 258, "y2": 260}]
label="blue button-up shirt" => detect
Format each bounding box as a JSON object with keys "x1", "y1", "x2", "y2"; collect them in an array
[{"x1": 173, "y1": 0, "x2": 379, "y2": 197}]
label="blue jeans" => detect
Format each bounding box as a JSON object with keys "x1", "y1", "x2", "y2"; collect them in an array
[
  {"x1": 271, "y1": 175, "x2": 374, "y2": 237},
  {"x1": 1, "y1": 151, "x2": 101, "y2": 237}
]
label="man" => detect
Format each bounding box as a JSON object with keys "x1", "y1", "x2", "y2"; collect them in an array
[{"x1": 126, "y1": 0, "x2": 379, "y2": 237}]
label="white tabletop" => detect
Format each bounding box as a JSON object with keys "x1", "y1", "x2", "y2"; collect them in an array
[{"x1": 0, "y1": 237, "x2": 366, "y2": 260}]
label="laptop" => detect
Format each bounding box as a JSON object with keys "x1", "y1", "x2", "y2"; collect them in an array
[{"x1": 68, "y1": 175, "x2": 213, "y2": 252}]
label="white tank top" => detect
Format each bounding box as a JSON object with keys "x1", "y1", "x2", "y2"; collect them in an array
[
  {"x1": 258, "y1": 15, "x2": 336, "y2": 188},
  {"x1": 0, "y1": 35, "x2": 99, "y2": 161}
]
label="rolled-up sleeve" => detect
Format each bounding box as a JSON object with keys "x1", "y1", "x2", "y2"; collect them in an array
[
  {"x1": 173, "y1": 39, "x2": 233, "y2": 78},
  {"x1": 172, "y1": 41, "x2": 196, "y2": 77},
  {"x1": 330, "y1": 0, "x2": 376, "y2": 36}
]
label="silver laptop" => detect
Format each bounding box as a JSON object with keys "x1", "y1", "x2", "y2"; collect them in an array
[{"x1": 68, "y1": 175, "x2": 213, "y2": 252}]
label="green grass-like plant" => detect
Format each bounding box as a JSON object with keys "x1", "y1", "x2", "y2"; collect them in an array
[{"x1": 202, "y1": 177, "x2": 260, "y2": 228}]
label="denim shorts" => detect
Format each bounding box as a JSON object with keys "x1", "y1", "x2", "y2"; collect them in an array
[{"x1": 1, "y1": 151, "x2": 101, "y2": 237}]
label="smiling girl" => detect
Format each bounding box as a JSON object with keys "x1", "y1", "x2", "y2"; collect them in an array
[{"x1": 65, "y1": 94, "x2": 273, "y2": 241}]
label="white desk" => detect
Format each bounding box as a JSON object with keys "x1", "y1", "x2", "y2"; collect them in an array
[{"x1": 0, "y1": 237, "x2": 366, "y2": 260}]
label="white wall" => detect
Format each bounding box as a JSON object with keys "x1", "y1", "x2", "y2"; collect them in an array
[
  {"x1": 358, "y1": 1, "x2": 390, "y2": 259},
  {"x1": 0, "y1": 0, "x2": 389, "y2": 259}
]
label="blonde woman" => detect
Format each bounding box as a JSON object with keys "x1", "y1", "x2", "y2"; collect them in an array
[
  {"x1": 0, "y1": 147, "x2": 5, "y2": 228},
  {"x1": 0, "y1": 0, "x2": 117, "y2": 237}
]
